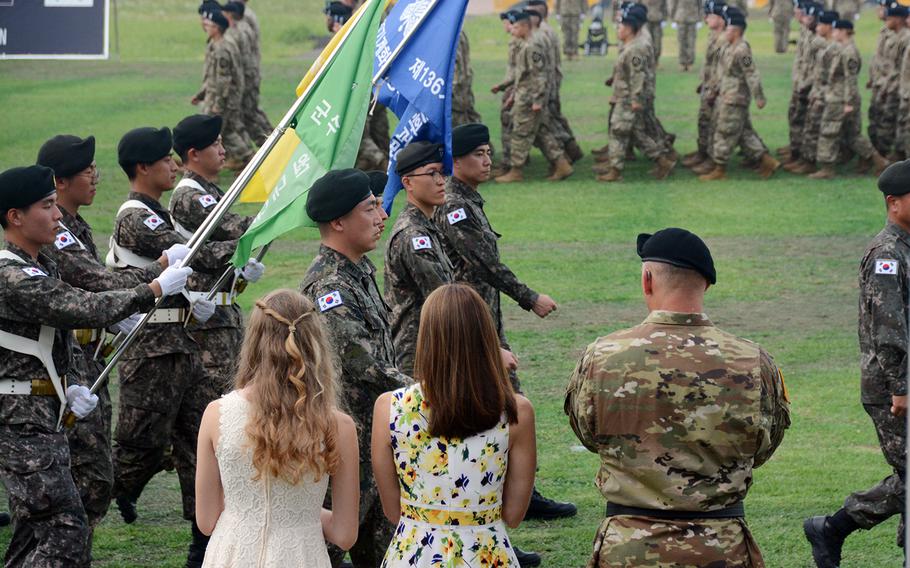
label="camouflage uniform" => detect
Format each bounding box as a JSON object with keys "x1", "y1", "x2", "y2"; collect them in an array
[
  {"x1": 495, "y1": 36, "x2": 520, "y2": 167},
  {"x1": 0, "y1": 243, "x2": 155, "y2": 568},
  {"x1": 565, "y1": 311, "x2": 791, "y2": 568},
  {"x1": 433, "y1": 176, "x2": 538, "y2": 391},
  {"x1": 637, "y1": 28, "x2": 676, "y2": 155},
  {"x1": 539, "y1": 20, "x2": 581, "y2": 154},
  {"x1": 670, "y1": 0, "x2": 701, "y2": 67},
  {"x1": 869, "y1": 26, "x2": 895, "y2": 154},
  {"x1": 897, "y1": 36, "x2": 910, "y2": 157},
  {"x1": 557, "y1": 0, "x2": 586, "y2": 57},
  {"x1": 198, "y1": 37, "x2": 253, "y2": 163},
  {"x1": 508, "y1": 33, "x2": 564, "y2": 168},
  {"x1": 696, "y1": 30, "x2": 727, "y2": 157},
  {"x1": 452, "y1": 29, "x2": 482, "y2": 127},
  {"x1": 802, "y1": 38, "x2": 841, "y2": 164},
  {"x1": 641, "y1": 0, "x2": 667, "y2": 59},
  {"x1": 877, "y1": 27, "x2": 910, "y2": 157},
  {"x1": 383, "y1": 203, "x2": 454, "y2": 376},
  {"x1": 240, "y1": 1, "x2": 260, "y2": 38},
  {"x1": 709, "y1": 38, "x2": 768, "y2": 165},
  {"x1": 356, "y1": 105, "x2": 390, "y2": 172},
  {"x1": 228, "y1": 22, "x2": 270, "y2": 145},
  {"x1": 769, "y1": 0, "x2": 794, "y2": 53},
  {"x1": 843, "y1": 222, "x2": 909, "y2": 539},
  {"x1": 169, "y1": 171, "x2": 253, "y2": 397},
  {"x1": 41, "y1": 206, "x2": 162, "y2": 566},
  {"x1": 301, "y1": 245, "x2": 410, "y2": 567},
  {"x1": 787, "y1": 26, "x2": 818, "y2": 161},
  {"x1": 110, "y1": 192, "x2": 237, "y2": 522},
  {"x1": 832, "y1": 0, "x2": 861, "y2": 21}
]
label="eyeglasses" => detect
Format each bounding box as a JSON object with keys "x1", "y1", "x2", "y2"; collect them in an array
[
  {"x1": 77, "y1": 165, "x2": 100, "y2": 184},
  {"x1": 406, "y1": 170, "x2": 446, "y2": 183}
]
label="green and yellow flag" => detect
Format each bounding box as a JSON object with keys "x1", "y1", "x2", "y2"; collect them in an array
[{"x1": 232, "y1": 0, "x2": 385, "y2": 266}]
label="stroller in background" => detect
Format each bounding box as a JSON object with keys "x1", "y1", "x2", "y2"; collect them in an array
[{"x1": 582, "y1": 16, "x2": 609, "y2": 55}]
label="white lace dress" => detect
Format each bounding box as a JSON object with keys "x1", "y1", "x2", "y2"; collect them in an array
[{"x1": 202, "y1": 391, "x2": 332, "y2": 568}]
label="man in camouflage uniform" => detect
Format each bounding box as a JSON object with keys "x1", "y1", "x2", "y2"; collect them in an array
[
  {"x1": 804, "y1": 161, "x2": 910, "y2": 568},
  {"x1": 301, "y1": 169, "x2": 410, "y2": 567},
  {"x1": 868, "y1": 0, "x2": 895, "y2": 155},
  {"x1": 641, "y1": 0, "x2": 667, "y2": 60},
  {"x1": 877, "y1": 4, "x2": 910, "y2": 160},
  {"x1": 557, "y1": 0, "x2": 587, "y2": 59},
  {"x1": 192, "y1": 7, "x2": 252, "y2": 170},
  {"x1": 895, "y1": 9, "x2": 910, "y2": 160},
  {"x1": 670, "y1": 0, "x2": 701, "y2": 70},
  {"x1": 832, "y1": 0, "x2": 861, "y2": 21},
  {"x1": 780, "y1": 1, "x2": 822, "y2": 168},
  {"x1": 683, "y1": 0, "x2": 728, "y2": 169},
  {"x1": 452, "y1": 28, "x2": 483, "y2": 127},
  {"x1": 491, "y1": 11, "x2": 520, "y2": 174},
  {"x1": 109, "y1": 126, "x2": 238, "y2": 568},
  {"x1": 566, "y1": 227, "x2": 790, "y2": 568},
  {"x1": 0, "y1": 165, "x2": 189, "y2": 568},
  {"x1": 223, "y1": 1, "x2": 272, "y2": 145},
  {"x1": 769, "y1": 0, "x2": 795, "y2": 53}
]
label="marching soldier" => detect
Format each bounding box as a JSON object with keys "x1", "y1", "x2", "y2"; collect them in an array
[
  {"x1": 641, "y1": 0, "x2": 667, "y2": 61},
  {"x1": 671, "y1": 0, "x2": 701, "y2": 70},
  {"x1": 683, "y1": 0, "x2": 728, "y2": 169},
  {"x1": 896, "y1": 8, "x2": 910, "y2": 160},
  {"x1": 300, "y1": 169, "x2": 410, "y2": 567},
  {"x1": 0, "y1": 165, "x2": 190, "y2": 567},
  {"x1": 566, "y1": 227, "x2": 790, "y2": 568},
  {"x1": 878, "y1": 4, "x2": 910, "y2": 160},
  {"x1": 804, "y1": 161, "x2": 910, "y2": 568},
  {"x1": 780, "y1": 1, "x2": 821, "y2": 167},
  {"x1": 222, "y1": 1, "x2": 272, "y2": 145},
  {"x1": 492, "y1": 11, "x2": 520, "y2": 175},
  {"x1": 452, "y1": 29, "x2": 483, "y2": 127},
  {"x1": 832, "y1": 0, "x2": 862, "y2": 22},
  {"x1": 557, "y1": 0, "x2": 587, "y2": 60},
  {"x1": 769, "y1": 0, "x2": 795, "y2": 53}
]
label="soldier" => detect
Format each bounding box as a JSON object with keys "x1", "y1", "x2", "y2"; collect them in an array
[
  {"x1": 108, "y1": 126, "x2": 238, "y2": 568},
  {"x1": 222, "y1": 1, "x2": 272, "y2": 145},
  {"x1": 832, "y1": 0, "x2": 861, "y2": 22},
  {"x1": 770, "y1": 0, "x2": 795, "y2": 53},
  {"x1": 383, "y1": 141, "x2": 454, "y2": 375},
  {"x1": 671, "y1": 0, "x2": 701, "y2": 70},
  {"x1": 557, "y1": 0, "x2": 587, "y2": 60},
  {"x1": 683, "y1": 0, "x2": 728, "y2": 169},
  {"x1": 35, "y1": 135, "x2": 190, "y2": 567},
  {"x1": 641, "y1": 0, "x2": 667, "y2": 61},
  {"x1": 895, "y1": 9, "x2": 910, "y2": 161},
  {"x1": 699, "y1": 7, "x2": 780, "y2": 180},
  {"x1": 780, "y1": 1, "x2": 821, "y2": 167},
  {"x1": 452, "y1": 28, "x2": 483, "y2": 127},
  {"x1": 237, "y1": 0, "x2": 260, "y2": 38},
  {"x1": 0, "y1": 165, "x2": 190, "y2": 567},
  {"x1": 191, "y1": 7, "x2": 252, "y2": 170},
  {"x1": 804, "y1": 161, "x2": 910, "y2": 568},
  {"x1": 491, "y1": 11, "x2": 520, "y2": 175},
  {"x1": 878, "y1": 4, "x2": 910, "y2": 160},
  {"x1": 566, "y1": 227, "x2": 790, "y2": 568},
  {"x1": 300, "y1": 169, "x2": 410, "y2": 567}
]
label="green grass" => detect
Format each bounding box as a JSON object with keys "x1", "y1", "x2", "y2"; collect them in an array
[{"x1": 0, "y1": 1, "x2": 905, "y2": 566}]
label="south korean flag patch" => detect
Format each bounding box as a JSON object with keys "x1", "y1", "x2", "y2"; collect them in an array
[
  {"x1": 21, "y1": 267, "x2": 47, "y2": 278},
  {"x1": 875, "y1": 259, "x2": 898, "y2": 275},
  {"x1": 55, "y1": 231, "x2": 77, "y2": 250},
  {"x1": 198, "y1": 194, "x2": 217, "y2": 208},
  {"x1": 412, "y1": 236, "x2": 432, "y2": 250},
  {"x1": 318, "y1": 291, "x2": 343, "y2": 312},
  {"x1": 143, "y1": 215, "x2": 165, "y2": 231},
  {"x1": 447, "y1": 208, "x2": 467, "y2": 225}
]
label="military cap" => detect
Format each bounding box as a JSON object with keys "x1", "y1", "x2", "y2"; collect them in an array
[
  {"x1": 499, "y1": 10, "x2": 514, "y2": 20},
  {"x1": 198, "y1": 0, "x2": 221, "y2": 14},
  {"x1": 704, "y1": 0, "x2": 727, "y2": 15},
  {"x1": 305, "y1": 168, "x2": 372, "y2": 222},
  {"x1": 887, "y1": 4, "x2": 909, "y2": 17},
  {"x1": 508, "y1": 10, "x2": 531, "y2": 23},
  {"x1": 0, "y1": 166, "x2": 57, "y2": 213},
  {"x1": 173, "y1": 114, "x2": 223, "y2": 158},
  {"x1": 724, "y1": 6, "x2": 747, "y2": 27},
  {"x1": 878, "y1": 160, "x2": 910, "y2": 196},
  {"x1": 803, "y1": 2, "x2": 822, "y2": 16},
  {"x1": 818, "y1": 9, "x2": 839, "y2": 23},
  {"x1": 222, "y1": 1, "x2": 245, "y2": 16},
  {"x1": 833, "y1": 18, "x2": 853, "y2": 29},
  {"x1": 118, "y1": 127, "x2": 173, "y2": 168},
  {"x1": 523, "y1": 8, "x2": 542, "y2": 20},
  {"x1": 527, "y1": 0, "x2": 548, "y2": 6},
  {"x1": 36, "y1": 135, "x2": 95, "y2": 178},
  {"x1": 452, "y1": 123, "x2": 490, "y2": 157},
  {"x1": 395, "y1": 141, "x2": 445, "y2": 176},
  {"x1": 203, "y1": 7, "x2": 229, "y2": 30},
  {"x1": 324, "y1": 1, "x2": 353, "y2": 22},
  {"x1": 624, "y1": 3, "x2": 649, "y2": 22},
  {"x1": 365, "y1": 170, "x2": 388, "y2": 197},
  {"x1": 637, "y1": 228, "x2": 716, "y2": 285}
]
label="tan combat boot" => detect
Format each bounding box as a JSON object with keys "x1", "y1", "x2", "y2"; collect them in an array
[
  {"x1": 756, "y1": 153, "x2": 781, "y2": 179},
  {"x1": 594, "y1": 151, "x2": 611, "y2": 163},
  {"x1": 776, "y1": 145, "x2": 791, "y2": 158},
  {"x1": 783, "y1": 159, "x2": 808, "y2": 173},
  {"x1": 808, "y1": 164, "x2": 836, "y2": 179},
  {"x1": 873, "y1": 152, "x2": 889, "y2": 175},
  {"x1": 547, "y1": 157, "x2": 575, "y2": 181},
  {"x1": 792, "y1": 160, "x2": 817, "y2": 175},
  {"x1": 681, "y1": 151, "x2": 706, "y2": 168},
  {"x1": 652, "y1": 155, "x2": 677, "y2": 180},
  {"x1": 591, "y1": 143, "x2": 610, "y2": 156},
  {"x1": 691, "y1": 158, "x2": 716, "y2": 175},
  {"x1": 596, "y1": 168, "x2": 623, "y2": 182},
  {"x1": 495, "y1": 168, "x2": 524, "y2": 183},
  {"x1": 592, "y1": 161, "x2": 612, "y2": 174},
  {"x1": 698, "y1": 164, "x2": 727, "y2": 181}
]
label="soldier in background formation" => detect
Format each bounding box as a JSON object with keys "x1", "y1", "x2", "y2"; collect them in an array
[
  {"x1": 871, "y1": 3, "x2": 910, "y2": 161},
  {"x1": 831, "y1": 0, "x2": 862, "y2": 22},
  {"x1": 557, "y1": 0, "x2": 587, "y2": 60},
  {"x1": 452, "y1": 28, "x2": 483, "y2": 127},
  {"x1": 640, "y1": 0, "x2": 667, "y2": 62},
  {"x1": 671, "y1": 0, "x2": 701, "y2": 70},
  {"x1": 779, "y1": 0, "x2": 823, "y2": 168},
  {"x1": 769, "y1": 0, "x2": 795, "y2": 53},
  {"x1": 222, "y1": 2, "x2": 273, "y2": 145}
]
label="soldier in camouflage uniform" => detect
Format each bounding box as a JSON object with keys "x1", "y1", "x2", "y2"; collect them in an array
[
  {"x1": 492, "y1": 11, "x2": 520, "y2": 174},
  {"x1": 0, "y1": 165, "x2": 189, "y2": 568},
  {"x1": 300, "y1": 169, "x2": 410, "y2": 567},
  {"x1": 804, "y1": 161, "x2": 910, "y2": 568},
  {"x1": 832, "y1": 0, "x2": 861, "y2": 21},
  {"x1": 896, "y1": 10, "x2": 910, "y2": 160},
  {"x1": 769, "y1": 0, "x2": 795, "y2": 53},
  {"x1": 557, "y1": 0, "x2": 586, "y2": 59},
  {"x1": 223, "y1": 1, "x2": 272, "y2": 145},
  {"x1": 192, "y1": 8, "x2": 253, "y2": 170},
  {"x1": 868, "y1": 0, "x2": 895, "y2": 155},
  {"x1": 641, "y1": 0, "x2": 667, "y2": 60},
  {"x1": 670, "y1": 0, "x2": 701, "y2": 70},
  {"x1": 780, "y1": 1, "x2": 821, "y2": 168},
  {"x1": 452, "y1": 28, "x2": 483, "y2": 127},
  {"x1": 683, "y1": 0, "x2": 728, "y2": 169},
  {"x1": 109, "y1": 126, "x2": 239, "y2": 568},
  {"x1": 566, "y1": 227, "x2": 790, "y2": 568},
  {"x1": 383, "y1": 142, "x2": 453, "y2": 376},
  {"x1": 877, "y1": 4, "x2": 910, "y2": 160}
]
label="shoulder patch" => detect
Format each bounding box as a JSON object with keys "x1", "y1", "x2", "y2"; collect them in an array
[
  {"x1": 143, "y1": 215, "x2": 165, "y2": 231},
  {"x1": 198, "y1": 194, "x2": 217, "y2": 208},
  {"x1": 21, "y1": 267, "x2": 47, "y2": 278},
  {"x1": 412, "y1": 236, "x2": 432, "y2": 251},
  {"x1": 447, "y1": 208, "x2": 468, "y2": 225},
  {"x1": 875, "y1": 259, "x2": 898, "y2": 275},
  {"x1": 54, "y1": 231, "x2": 77, "y2": 250},
  {"x1": 318, "y1": 291, "x2": 343, "y2": 312},
  {"x1": 741, "y1": 55, "x2": 753, "y2": 67},
  {"x1": 631, "y1": 55, "x2": 642, "y2": 67}
]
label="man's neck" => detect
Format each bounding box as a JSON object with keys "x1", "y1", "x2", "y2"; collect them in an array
[
  {"x1": 649, "y1": 294, "x2": 705, "y2": 314},
  {"x1": 131, "y1": 183, "x2": 163, "y2": 203},
  {"x1": 888, "y1": 213, "x2": 910, "y2": 234},
  {"x1": 56, "y1": 198, "x2": 79, "y2": 218},
  {"x1": 185, "y1": 165, "x2": 216, "y2": 183},
  {"x1": 322, "y1": 239, "x2": 363, "y2": 264},
  {"x1": 452, "y1": 174, "x2": 478, "y2": 190},
  {"x1": 5, "y1": 235, "x2": 40, "y2": 260},
  {"x1": 408, "y1": 198, "x2": 433, "y2": 219}
]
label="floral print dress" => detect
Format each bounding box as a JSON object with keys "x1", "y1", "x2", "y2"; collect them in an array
[{"x1": 381, "y1": 384, "x2": 519, "y2": 567}]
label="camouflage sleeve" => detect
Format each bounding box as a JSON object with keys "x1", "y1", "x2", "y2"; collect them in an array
[
  {"x1": 844, "y1": 51, "x2": 860, "y2": 104},
  {"x1": 740, "y1": 46, "x2": 764, "y2": 104},
  {"x1": 564, "y1": 343, "x2": 600, "y2": 453},
  {"x1": 628, "y1": 49, "x2": 647, "y2": 106},
  {"x1": 753, "y1": 348, "x2": 791, "y2": 468},
  {"x1": 864, "y1": 250, "x2": 908, "y2": 396},
  {"x1": 170, "y1": 188, "x2": 253, "y2": 240},
  {"x1": 231, "y1": 51, "x2": 246, "y2": 109},
  {"x1": 397, "y1": 233, "x2": 453, "y2": 299},
  {"x1": 47, "y1": 244, "x2": 162, "y2": 293},
  {"x1": 527, "y1": 43, "x2": 549, "y2": 106},
  {"x1": 900, "y1": 48, "x2": 910, "y2": 99},
  {"x1": 213, "y1": 49, "x2": 233, "y2": 113}
]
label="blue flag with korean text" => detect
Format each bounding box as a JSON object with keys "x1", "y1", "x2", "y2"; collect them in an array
[{"x1": 373, "y1": 0, "x2": 469, "y2": 212}]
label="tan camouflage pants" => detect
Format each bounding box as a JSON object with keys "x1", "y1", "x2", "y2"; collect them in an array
[
  {"x1": 773, "y1": 18, "x2": 791, "y2": 53},
  {"x1": 710, "y1": 103, "x2": 766, "y2": 165},
  {"x1": 697, "y1": 95, "x2": 714, "y2": 156},
  {"x1": 787, "y1": 89, "x2": 810, "y2": 159},
  {"x1": 896, "y1": 96, "x2": 910, "y2": 157},
  {"x1": 562, "y1": 14, "x2": 581, "y2": 56},
  {"x1": 500, "y1": 93, "x2": 514, "y2": 166},
  {"x1": 607, "y1": 104, "x2": 665, "y2": 170},
  {"x1": 509, "y1": 103, "x2": 563, "y2": 167},
  {"x1": 870, "y1": 90, "x2": 900, "y2": 156},
  {"x1": 816, "y1": 100, "x2": 874, "y2": 165},
  {"x1": 242, "y1": 83, "x2": 272, "y2": 145},
  {"x1": 677, "y1": 22, "x2": 697, "y2": 67},
  {"x1": 647, "y1": 21, "x2": 663, "y2": 59},
  {"x1": 221, "y1": 108, "x2": 255, "y2": 163},
  {"x1": 587, "y1": 515, "x2": 765, "y2": 568}
]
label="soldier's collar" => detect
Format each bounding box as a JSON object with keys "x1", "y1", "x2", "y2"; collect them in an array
[
  {"x1": 185, "y1": 170, "x2": 223, "y2": 196},
  {"x1": 318, "y1": 244, "x2": 373, "y2": 278},
  {"x1": 446, "y1": 176, "x2": 484, "y2": 205},
  {"x1": 644, "y1": 310, "x2": 713, "y2": 327},
  {"x1": 886, "y1": 222, "x2": 910, "y2": 246},
  {"x1": 5, "y1": 242, "x2": 56, "y2": 272}
]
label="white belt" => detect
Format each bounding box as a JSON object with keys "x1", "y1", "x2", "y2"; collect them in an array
[
  {"x1": 186, "y1": 291, "x2": 236, "y2": 307},
  {"x1": 144, "y1": 309, "x2": 189, "y2": 324},
  {"x1": 0, "y1": 377, "x2": 62, "y2": 396}
]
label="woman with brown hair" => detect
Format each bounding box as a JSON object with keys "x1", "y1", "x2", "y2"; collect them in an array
[
  {"x1": 371, "y1": 283, "x2": 537, "y2": 566},
  {"x1": 195, "y1": 289, "x2": 359, "y2": 567}
]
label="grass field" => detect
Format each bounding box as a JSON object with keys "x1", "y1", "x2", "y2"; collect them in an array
[{"x1": 0, "y1": 0, "x2": 906, "y2": 566}]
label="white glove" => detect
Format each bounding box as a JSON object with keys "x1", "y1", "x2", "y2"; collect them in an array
[
  {"x1": 165, "y1": 243, "x2": 190, "y2": 266},
  {"x1": 155, "y1": 261, "x2": 193, "y2": 297},
  {"x1": 66, "y1": 385, "x2": 98, "y2": 419},
  {"x1": 191, "y1": 298, "x2": 216, "y2": 323},
  {"x1": 109, "y1": 313, "x2": 142, "y2": 335},
  {"x1": 241, "y1": 259, "x2": 266, "y2": 283}
]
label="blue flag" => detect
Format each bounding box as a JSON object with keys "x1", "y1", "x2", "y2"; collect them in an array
[{"x1": 373, "y1": 0, "x2": 469, "y2": 212}]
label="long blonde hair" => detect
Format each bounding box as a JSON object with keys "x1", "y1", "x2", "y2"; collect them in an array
[{"x1": 234, "y1": 289, "x2": 340, "y2": 483}]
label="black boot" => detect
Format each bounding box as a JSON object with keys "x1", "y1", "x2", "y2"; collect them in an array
[
  {"x1": 0, "y1": 512, "x2": 10, "y2": 527},
  {"x1": 115, "y1": 495, "x2": 138, "y2": 524},
  {"x1": 514, "y1": 546, "x2": 542, "y2": 567},
  {"x1": 804, "y1": 511, "x2": 855, "y2": 568},
  {"x1": 186, "y1": 521, "x2": 210, "y2": 568},
  {"x1": 524, "y1": 487, "x2": 577, "y2": 520}
]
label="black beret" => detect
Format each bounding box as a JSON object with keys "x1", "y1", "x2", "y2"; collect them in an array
[
  {"x1": 0, "y1": 166, "x2": 57, "y2": 212},
  {"x1": 704, "y1": 0, "x2": 726, "y2": 15},
  {"x1": 222, "y1": 1, "x2": 244, "y2": 16},
  {"x1": 499, "y1": 10, "x2": 514, "y2": 20},
  {"x1": 395, "y1": 141, "x2": 444, "y2": 176},
  {"x1": 724, "y1": 6, "x2": 747, "y2": 27},
  {"x1": 37, "y1": 135, "x2": 95, "y2": 178},
  {"x1": 527, "y1": 0, "x2": 547, "y2": 5},
  {"x1": 325, "y1": 1, "x2": 353, "y2": 20},
  {"x1": 198, "y1": 0, "x2": 221, "y2": 14},
  {"x1": 508, "y1": 10, "x2": 530, "y2": 23},
  {"x1": 637, "y1": 228, "x2": 716, "y2": 285},
  {"x1": 452, "y1": 123, "x2": 490, "y2": 157},
  {"x1": 623, "y1": 4, "x2": 648, "y2": 21},
  {"x1": 365, "y1": 170, "x2": 388, "y2": 197},
  {"x1": 818, "y1": 9, "x2": 839, "y2": 23},
  {"x1": 203, "y1": 7, "x2": 229, "y2": 30},
  {"x1": 878, "y1": 160, "x2": 910, "y2": 196},
  {"x1": 118, "y1": 127, "x2": 173, "y2": 169},
  {"x1": 173, "y1": 114, "x2": 223, "y2": 157},
  {"x1": 833, "y1": 18, "x2": 853, "y2": 29},
  {"x1": 523, "y1": 8, "x2": 542, "y2": 19},
  {"x1": 887, "y1": 4, "x2": 909, "y2": 17},
  {"x1": 306, "y1": 168, "x2": 372, "y2": 222}
]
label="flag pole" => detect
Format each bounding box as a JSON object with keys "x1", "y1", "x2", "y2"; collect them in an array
[
  {"x1": 371, "y1": 0, "x2": 444, "y2": 86},
  {"x1": 84, "y1": 0, "x2": 381, "y2": 399}
]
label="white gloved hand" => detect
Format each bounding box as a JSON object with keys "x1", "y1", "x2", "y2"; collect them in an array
[
  {"x1": 241, "y1": 259, "x2": 266, "y2": 283},
  {"x1": 155, "y1": 261, "x2": 193, "y2": 297},
  {"x1": 191, "y1": 298, "x2": 216, "y2": 323},
  {"x1": 164, "y1": 243, "x2": 190, "y2": 266},
  {"x1": 66, "y1": 385, "x2": 99, "y2": 419},
  {"x1": 109, "y1": 313, "x2": 142, "y2": 335}
]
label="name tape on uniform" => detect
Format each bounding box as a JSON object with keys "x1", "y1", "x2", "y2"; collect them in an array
[
  {"x1": 143, "y1": 215, "x2": 165, "y2": 231},
  {"x1": 447, "y1": 208, "x2": 467, "y2": 225},
  {"x1": 412, "y1": 236, "x2": 432, "y2": 250},
  {"x1": 55, "y1": 231, "x2": 77, "y2": 250},
  {"x1": 318, "y1": 291, "x2": 343, "y2": 312},
  {"x1": 875, "y1": 259, "x2": 898, "y2": 275},
  {"x1": 198, "y1": 195, "x2": 217, "y2": 208},
  {"x1": 21, "y1": 267, "x2": 47, "y2": 278}
]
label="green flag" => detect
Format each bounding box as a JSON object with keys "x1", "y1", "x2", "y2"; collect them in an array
[{"x1": 231, "y1": 0, "x2": 385, "y2": 266}]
